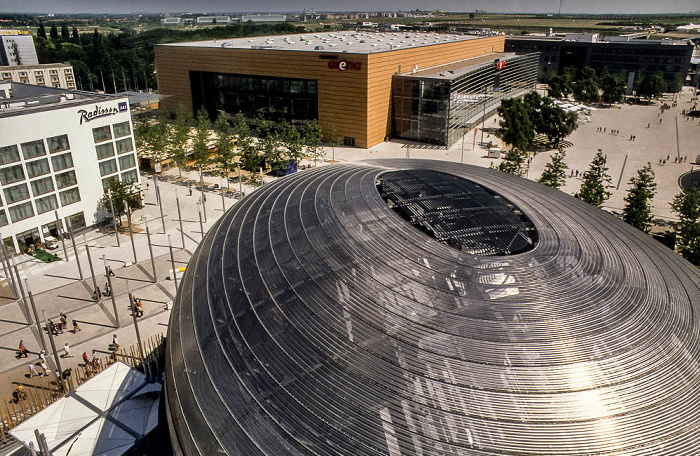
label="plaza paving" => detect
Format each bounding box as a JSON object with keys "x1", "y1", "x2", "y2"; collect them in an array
[{"x1": 1, "y1": 86, "x2": 698, "y2": 452}]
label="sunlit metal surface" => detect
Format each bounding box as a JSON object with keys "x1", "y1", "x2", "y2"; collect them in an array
[{"x1": 166, "y1": 159, "x2": 700, "y2": 456}]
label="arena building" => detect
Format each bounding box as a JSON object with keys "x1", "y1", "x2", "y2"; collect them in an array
[
  {"x1": 166, "y1": 160, "x2": 700, "y2": 456},
  {"x1": 155, "y1": 32, "x2": 537, "y2": 148}
]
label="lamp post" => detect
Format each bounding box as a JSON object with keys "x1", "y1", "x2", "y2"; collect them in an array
[
  {"x1": 176, "y1": 190, "x2": 185, "y2": 249},
  {"x1": 145, "y1": 219, "x2": 157, "y2": 283},
  {"x1": 67, "y1": 220, "x2": 84, "y2": 281},
  {"x1": 103, "y1": 256, "x2": 120, "y2": 328},
  {"x1": 168, "y1": 235, "x2": 178, "y2": 292},
  {"x1": 25, "y1": 279, "x2": 47, "y2": 353},
  {"x1": 83, "y1": 236, "x2": 99, "y2": 301},
  {"x1": 54, "y1": 211, "x2": 69, "y2": 260},
  {"x1": 106, "y1": 189, "x2": 120, "y2": 247},
  {"x1": 124, "y1": 201, "x2": 137, "y2": 264},
  {"x1": 126, "y1": 281, "x2": 145, "y2": 361},
  {"x1": 199, "y1": 165, "x2": 207, "y2": 223},
  {"x1": 42, "y1": 309, "x2": 65, "y2": 391}
]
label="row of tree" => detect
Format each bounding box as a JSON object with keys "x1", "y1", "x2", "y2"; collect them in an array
[
  {"x1": 136, "y1": 107, "x2": 341, "y2": 183},
  {"x1": 497, "y1": 91, "x2": 578, "y2": 151},
  {"x1": 547, "y1": 66, "x2": 682, "y2": 104},
  {"x1": 497, "y1": 147, "x2": 700, "y2": 266}
]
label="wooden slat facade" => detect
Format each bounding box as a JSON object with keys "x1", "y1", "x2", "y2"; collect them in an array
[{"x1": 155, "y1": 35, "x2": 504, "y2": 149}]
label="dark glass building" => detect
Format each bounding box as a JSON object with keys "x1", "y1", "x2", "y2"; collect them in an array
[
  {"x1": 392, "y1": 53, "x2": 539, "y2": 146},
  {"x1": 166, "y1": 159, "x2": 700, "y2": 456}
]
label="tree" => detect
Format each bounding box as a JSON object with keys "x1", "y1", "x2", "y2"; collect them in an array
[
  {"x1": 671, "y1": 186, "x2": 700, "y2": 266},
  {"x1": 572, "y1": 67, "x2": 600, "y2": 104},
  {"x1": 210, "y1": 113, "x2": 238, "y2": 183},
  {"x1": 667, "y1": 72, "x2": 684, "y2": 93},
  {"x1": 497, "y1": 98, "x2": 534, "y2": 151},
  {"x1": 72, "y1": 27, "x2": 80, "y2": 44},
  {"x1": 637, "y1": 73, "x2": 666, "y2": 100},
  {"x1": 539, "y1": 104, "x2": 578, "y2": 147},
  {"x1": 61, "y1": 24, "x2": 70, "y2": 40},
  {"x1": 303, "y1": 121, "x2": 324, "y2": 167},
  {"x1": 234, "y1": 113, "x2": 259, "y2": 173},
  {"x1": 255, "y1": 114, "x2": 278, "y2": 175},
  {"x1": 547, "y1": 73, "x2": 572, "y2": 99},
  {"x1": 191, "y1": 108, "x2": 212, "y2": 168},
  {"x1": 168, "y1": 104, "x2": 193, "y2": 179},
  {"x1": 522, "y1": 91, "x2": 544, "y2": 132},
  {"x1": 325, "y1": 123, "x2": 341, "y2": 162},
  {"x1": 134, "y1": 116, "x2": 170, "y2": 172},
  {"x1": 537, "y1": 148, "x2": 568, "y2": 189},
  {"x1": 622, "y1": 163, "x2": 657, "y2": 233},
  {"x1": 50, "y1": 24, "x2": 59, "y2": 40},
  {"x1": 37, "y1": 23, "x2": 47, "y2": 39},
  {"x1": 575, "y1": 149, "x2": 613, "y2": 207},
  {"x1": 276, "y1": 119, "x2": 303, "y2": 174},
  {"x1": 600, "y1": 73, "x2": 627, "y2": 104},
  {"x1": 497, "y1": 149, "x2": 528, "y2": 177},
  {"x1": 99, "y1": 178, "x2": 142, "y2": 226}
]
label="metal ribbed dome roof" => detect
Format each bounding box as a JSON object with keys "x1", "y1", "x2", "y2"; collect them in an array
[{"x1": 165, "y1": 159, "x2": 700, "y2": 456}]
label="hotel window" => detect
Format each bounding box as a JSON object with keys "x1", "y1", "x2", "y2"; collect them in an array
[
  {"x1": 113, "y1": 121, "x2": 131, "y2": 138},
  {"x1": 64, "y1": 68, "x2": 72, "y2": 74},
  {"x1": 51, "y1": 153, "x2": 73, "y2": 171},
  {"x1": 30, "y1": 176, "x2": 54, "y2": 196},
  {"x1": 92, "y1": 126, "x2": 112, "y2": 143},
  {"x1": 20, "y1": 140, "x2": 46, "y2": 160},
  {"x1": 4, "y1": 183, "x2": 30, "y2": 204},
  {"x1": 26, "y1": 159, "x2": 50, "y2": 178},
  {"x1": 47, "y1": 135, "x2": 70, "y2": 153},
  {"x1": 0, "y1": 209, "x2": 7, "y2": 227},
  {"x1": 96, "y1": 143, "x2": 115, "y2": 159},
  {"x1": 50, "y1": 70, "x2": 58, "y2": 75},
  {"x1": 0, "y1": 165, "x2": 25, "y2": 185},
  {"x1": 55, "y1": 171, "x2": 77, "y2": 189},
  {"x1": 59, "y1": 188, "x2": 80, "y2": 206},
  {"x1": 36, "y1": 195, "x2": 58, "y2": 214},
  {"x1": 8, "y1": 201, "x2": 34, "y2": 222},
  {"x1": 99, "y1": 159, "x2": 117, "y2": 176},
  {"x1": 0, "y1": 145, "x2": 21, "y2": 165},
  {"x1": 102, "y1": 176, "x2": 118, "y2": 190},
  {"x1": 120, "y1": 169, "x2": 138, "y2": 184},
  {"x1": 119, "y1": 154, "x2": 136, "y2": 170},
  {"x1": 115, "y1": 138, "x2": 134, "y2": 154}
]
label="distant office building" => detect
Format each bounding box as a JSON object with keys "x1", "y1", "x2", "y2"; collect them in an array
[
  {"x1": 0, "y1": 30, "x2": 39, "y2": 67},
  {"x1": 0, "y1": 83, "x2": 139, "y2": 253},
  {"x1": 161, "y1": 17, "x2": 182, "y2": 26},
  {"x1": 195, "y1": 16, "x2": 231, "y2": 25},
  {"x1": 505, "y1": 34, "x2": 693, "y2": 83},
  {"x1": 239, "y1": 14, "x2": 287, "y2": 23},
  {"x1": 0, "y1": 63, "x2": 76, "y2": 89},
  {"x1": 156, "y1": 31, "x2": 514, "y2": 148}
]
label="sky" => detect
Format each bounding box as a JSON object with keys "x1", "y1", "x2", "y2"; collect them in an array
[{"x1": 1, "y1": 0, "x2": 699, "y2": 15}]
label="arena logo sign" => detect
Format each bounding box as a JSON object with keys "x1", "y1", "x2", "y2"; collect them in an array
[
  {"x1": 327, "y1": 59, "x2": 362, "y2": 71},
  {"x1": 78, "y1": 102, "x2": 128, "y2": 124}
]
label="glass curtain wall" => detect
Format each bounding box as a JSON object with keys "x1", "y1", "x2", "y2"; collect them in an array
[
  {"x1": 191, "y1": 71, "x2": 318, "y2": 129},
  {"x1": 392, "y1": 53, "x2": 539, "y2": 147}
]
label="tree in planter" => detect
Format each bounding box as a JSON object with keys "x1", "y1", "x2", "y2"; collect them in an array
[
  {"x1": 303, "y1": 121, "x2": 324, "y2": 167},
  {"x1": 255, "y1": 114, "x2": 279, "y2": 176},
  {"x1": 210, "y1": 113, "x2": 238, "y2": 185},
  {"x1": 575, "y1": 149, "x2": 613, "y2": 207},
  {"x1": 667, "y1": 72, "x2": 684, "y2": 94},
  {"x1": 537, "y1": 148, "x2": 568, "y2": 189},
  {"x1": 622, "y1": 163, "x2": 657, "y2": 233},
  {"x1": 497, "y1": 149, "x2": 528, "y2": 177},
  {"x1": 497, "y1": 98, "x2": 534, "y2": 152},
  {"x1": 325, "y1": 122, "x2": 341, "y2": 162},
  {"x1": 191, "y1": 108, "x2": 212, "y2": 169},
  {"x1": 234, "y1": 113, "x2": 259, "y2": 174},
  {"x1": 637, "y1": 73, "x2": 666, "y2": 100},
  {"x1": 572, "y1": 67, "x2": 600, "y2": 104},
  {"x1": 168, "y1": 104, "x2": 193, "y2": 179},
  {"x1": 670, "y1": 186, "x2": 700, "y2": 266},
  {"x1": 600, "y1": 73, "x2": 627, "y2": 104},
  {"x1": 98, "y1": 178, "x2": 142, "y2": 226}
]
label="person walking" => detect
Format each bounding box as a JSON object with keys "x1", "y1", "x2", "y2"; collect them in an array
[
  {"x1": 40, "y1": 361, "x2": 49, "y2": 377},
  {"x1": 73, "y1": 320, "x2": 81, "y2": 332},
  {"x1": 188, "y1": 185, "x2": 193, "y2": 196},
  {"x1": 104, "y1": 282, "x2": 111, "y2": 297},
  {"x1": 108, "y1": 265, "x2": 115, "y2": 277},
  {"x1": 112, "y1": 334, "x2": 119, "y2": 350},
  {"x1": 18, "y1": 340, "x2": 28, "y2": 358},
  {"x1": 28, "y1": 363, "x2": 37, "y2": 377},
  {"x1": 63, "y1": 343, "x2": 72, "y2": 358},
  {"x1": 82, "y1": 351, "x2": 90, "y2": 365},
  {"x1": 39, "y1": 350, "x2": 46, "y2": 363}
]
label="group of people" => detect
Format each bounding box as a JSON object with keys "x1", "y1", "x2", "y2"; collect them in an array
[
  {"x1": 132, "y1": 297, "x2": 144, "y2": 318},
  {"x1": 47, "y1": 312, "x2": 69, "y2": 336}
]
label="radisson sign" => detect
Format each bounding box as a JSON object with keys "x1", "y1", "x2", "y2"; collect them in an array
[{"x1": 78, "y1": 102, "x2": 128, "y2": 124}]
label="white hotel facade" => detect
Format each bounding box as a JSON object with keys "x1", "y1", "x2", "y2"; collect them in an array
[{"x1": 0, "y1": 83, "x2": 140, "y2": 253}]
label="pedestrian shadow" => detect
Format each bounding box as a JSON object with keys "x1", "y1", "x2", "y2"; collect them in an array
[
  {"x1": 56, "y1": 294, "x2": 96, "y2": 303},
  {"x1": 44, "y1": 272, "x2": 80, "y2": 282},
  {"x1": 0, "y1": 317, "x2": 30, "y2": 325}
]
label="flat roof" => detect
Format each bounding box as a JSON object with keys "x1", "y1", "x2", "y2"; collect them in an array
[
  {"x1": 399, "y1": 52, "x2": 516, "y2": 80},
  {"x1": 0, "y1": 82, "x2": 124, "y2": 118},
  {"x1": 0, "y1": 63, "x2": 72, "y2": 71},
  {"x1": 161, "y1": 31, "x2": 488, "y2": 54}
]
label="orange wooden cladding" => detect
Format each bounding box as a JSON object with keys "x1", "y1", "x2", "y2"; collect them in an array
[{"x1": 155, "y1": 35, "x2": 504, "y2": 149}]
